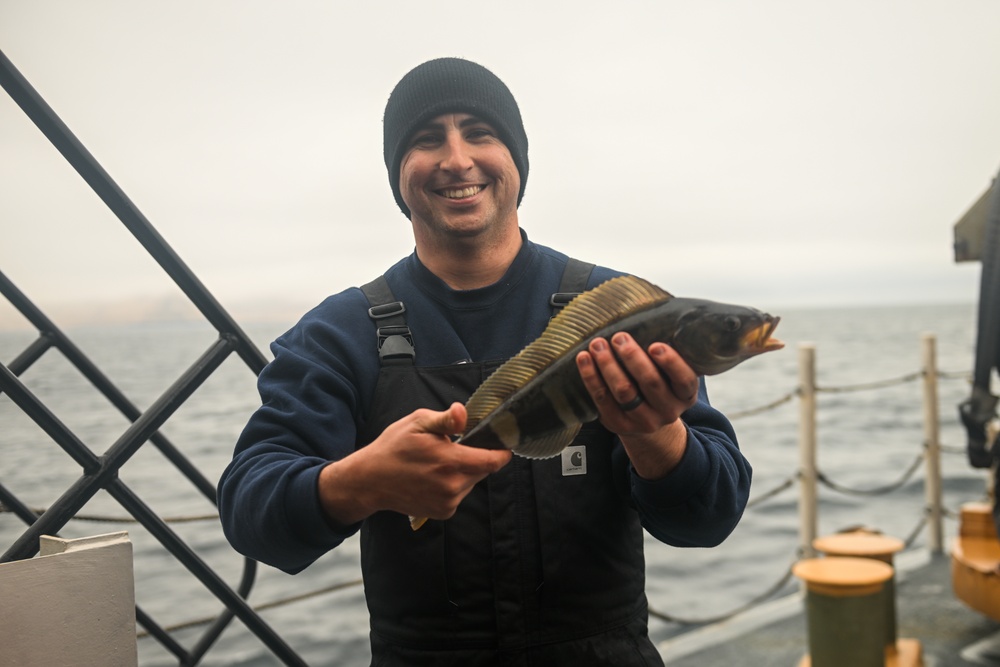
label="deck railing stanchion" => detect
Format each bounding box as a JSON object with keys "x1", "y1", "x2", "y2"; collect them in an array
[
  {"x1": 799, "y1": 343, "x2": 818, "y2": 559},
  {"x1": 922, "y1": 333, "x2": 944, "y2": 554}
]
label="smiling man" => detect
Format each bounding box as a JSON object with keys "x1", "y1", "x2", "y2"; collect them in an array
[{"x1": 218, "y1": 57, "x2": 752, "y2": 666}]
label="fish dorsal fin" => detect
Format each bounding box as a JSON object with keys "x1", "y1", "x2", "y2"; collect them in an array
[
  {"x1": 464, "y1": 275, "x2": 672, "y2": 432},
  {"x1": 516, "y1": 424, "x2": 583, "y2": 459}
]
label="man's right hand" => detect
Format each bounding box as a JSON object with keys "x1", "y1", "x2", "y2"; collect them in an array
[{"x1": 317, "y1": 402, "x2": 512, "y2": 526}]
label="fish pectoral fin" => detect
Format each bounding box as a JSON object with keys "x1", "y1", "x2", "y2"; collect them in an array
[{"x1": 513, "y1": 425, "x2": 582, "y2": 460}]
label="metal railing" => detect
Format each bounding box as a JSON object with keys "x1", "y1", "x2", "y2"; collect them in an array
[{"x1": 0, "y1": 48, "x2": 307, "y2": 666}]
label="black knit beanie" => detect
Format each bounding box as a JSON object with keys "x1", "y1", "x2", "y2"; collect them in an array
[{"x1": 383, "y1": 57, "x2": 529, "y2": 218}]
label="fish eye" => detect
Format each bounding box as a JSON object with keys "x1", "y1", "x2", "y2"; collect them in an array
[{"x1": 724, "y1": 315, "x2": 742, "y2": 332}]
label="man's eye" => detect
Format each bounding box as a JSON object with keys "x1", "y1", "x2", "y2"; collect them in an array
[
  {"x1": 466, "y1": 127, "x2": 495, "y2": 140},
  {"x1": 410, "y1": 134, "x2": 441, "y2": 148}
]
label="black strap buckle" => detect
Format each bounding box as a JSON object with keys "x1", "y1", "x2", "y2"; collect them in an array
[
  {"x1": 376, "y1": 324, "x2": 415, "y2": 363},
  {"x1": 368, "y1": 301, "x2": 406, "y2": 320}
]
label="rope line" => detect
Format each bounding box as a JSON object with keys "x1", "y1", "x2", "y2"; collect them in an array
[
  {"x1": 816, "y1": 370, "x2": 922, "y2": 394},
  {"x1": 901, "y1": 514, "x2": 928, "y2": 549},
  {"x1": 816, "y1": 452, "x2": 924, "y2": 496},
  {"x1": 719, "y1": 366, "x2": 969, "y2": 421},
  {"x1": 0, "y1": 505, "x2": 218, "y2": 524},
  {"x1": 746, "y1": 475, "x2": 796, "y2": 509},
  {"x1": 727, "y1": 391, "x2": 796, "y2": 419},
  {"x1": 136, "y1": 578, "x2": 364, "y2": 639},
  {"x1": 648, "y1": 558, "x2": 797, "y2": 626}
]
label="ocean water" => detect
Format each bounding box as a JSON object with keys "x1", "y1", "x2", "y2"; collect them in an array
[{"x1": 0, "y1": 302, "x2": 989, "y2": 666}]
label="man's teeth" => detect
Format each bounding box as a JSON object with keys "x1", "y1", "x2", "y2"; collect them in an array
[{"x1": 441, "y1": 185, "x2": 483, "y2": 199}]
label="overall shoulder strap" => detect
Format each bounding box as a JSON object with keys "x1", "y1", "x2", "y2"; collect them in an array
[
  {"x1": 549, "y1": 257, "x2": 596, "y2": 314},
  {"x1": 360, "y1": 276, "x2": 415, "y2": 365}
]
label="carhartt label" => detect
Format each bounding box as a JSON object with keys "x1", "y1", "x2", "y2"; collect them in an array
[{"x1": 561, "y1": 445, "x2": 587, "y2": 476}]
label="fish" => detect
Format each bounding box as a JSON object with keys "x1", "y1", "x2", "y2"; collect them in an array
[{"x1": 408, "y1": 274, "x2": 782, "y2": 530}]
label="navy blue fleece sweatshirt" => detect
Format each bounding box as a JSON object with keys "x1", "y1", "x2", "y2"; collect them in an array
[{"x1": 217, "y1": 233, "x2": 751, "y2": 574}]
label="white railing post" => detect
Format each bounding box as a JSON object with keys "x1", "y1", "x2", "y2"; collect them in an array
[
  {"x1": 799, "y1": 343, "x2": 818, "y2": 558},
  {"x1": 922, "y1": 333, "x2": 944, "y2": 554}
]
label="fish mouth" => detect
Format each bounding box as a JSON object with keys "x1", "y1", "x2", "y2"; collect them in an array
[{"x1": 743, "y1": 316, "x2": 784, "y2": 353}]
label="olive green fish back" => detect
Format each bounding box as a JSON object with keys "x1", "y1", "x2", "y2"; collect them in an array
[{"x1": 463, "y1": 275, "x2": 673, "y2": 433}]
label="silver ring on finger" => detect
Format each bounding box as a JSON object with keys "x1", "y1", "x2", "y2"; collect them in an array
[{"x1": 618, "y1": 393, "x2": 644, "y2": 412}]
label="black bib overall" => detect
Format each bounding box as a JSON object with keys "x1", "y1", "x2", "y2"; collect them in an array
[{"x1": 356, "y1": 262, "x2": 663, "y2": 666}]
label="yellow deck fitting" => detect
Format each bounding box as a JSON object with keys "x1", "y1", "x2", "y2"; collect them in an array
[
  {"x1": 952, "y1": 502, "x2": 1000, "y2": 622},
  {"x1": 794, "y1": 556, "x2": 922, "y2": 667},
  {"x1": 812, "y1": 530, "x2": 918, "y2": 662}
]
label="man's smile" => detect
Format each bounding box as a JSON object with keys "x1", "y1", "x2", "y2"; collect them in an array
[{"x1": 437, "y1": 184, "x2": 485, "y2": 199}]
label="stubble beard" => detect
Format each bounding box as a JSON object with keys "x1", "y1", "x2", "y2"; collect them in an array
[{"x1": 414, "y1": 203, "x2": 517, "y2": 256}]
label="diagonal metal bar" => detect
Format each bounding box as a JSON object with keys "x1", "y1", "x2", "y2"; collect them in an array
[
  {"x1": 0, "y1": 362, "x2": 102, "y2": 473},
  {"x1": 1, "y1": 335, "x2": 305, "y2": 659},
  {"x1": 0, "y1": 336, "x2": 234, "y2": 562},
  {"x1": 0, "y1": 48, "x2": 267, "y2": 376},
  {"x1": 1, "y1": 269, "x2": 222, "y2": 501},
  {"x1": 107, "y1": 479, "x2": 306, "y2": 666},
  {"x1": 2, "y1": 331, "x2": 55, "y2": 377},
  {"x1": 0, "y1": 481, "x2": 40, "y2": 526},
  {"x1": 135, "y1": 606, "x2": 192, "y2": 663}
]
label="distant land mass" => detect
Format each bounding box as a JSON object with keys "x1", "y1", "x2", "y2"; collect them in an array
[{"x1": 0, "y1": 293, "x2": 313, "y2": 333}]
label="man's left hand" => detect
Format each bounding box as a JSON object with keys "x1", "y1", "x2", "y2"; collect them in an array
[{"x1": 575, "y1": 332, "x2": 698, "y2": 478}]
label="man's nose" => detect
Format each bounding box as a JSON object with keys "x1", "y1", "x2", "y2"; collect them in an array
[{"x1": 439, "y1": 134, "x2": 474, "y2": 172}]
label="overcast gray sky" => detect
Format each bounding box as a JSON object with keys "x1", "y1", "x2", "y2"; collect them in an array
[{"x1": 2, "y1": 1, "x2": 999, "y2": 331}]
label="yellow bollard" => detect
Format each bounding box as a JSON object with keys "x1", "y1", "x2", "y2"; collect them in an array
[
  {"x1": 793, "y1": 556, "x2": 893, "y2": 667},
  {"x1": 811, "y1": 530, "x2": 923, "y2": 665},
  {"x1": 812, "y1": 531, "x2": 906, "y2": 655}
]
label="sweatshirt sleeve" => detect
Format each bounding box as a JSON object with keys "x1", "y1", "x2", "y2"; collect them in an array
[
  {"x1": 627, "y1": 380, "x2": 752, "y2": 547},
  {"x1": 217, "y1": 292, "x2": 373, "y2": 574}
]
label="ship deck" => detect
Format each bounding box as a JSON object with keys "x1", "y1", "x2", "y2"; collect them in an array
[{"x1": 658, "y1": 551, "x2": 1000, "y2": 666}]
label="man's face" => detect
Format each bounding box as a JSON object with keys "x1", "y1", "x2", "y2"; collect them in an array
[{"x1": 399, "y1": 113, "x2": 520, "y2": 243}]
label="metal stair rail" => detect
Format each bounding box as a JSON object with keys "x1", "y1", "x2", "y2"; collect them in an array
[{"x1": 0, "y1": 48, "x2": 307, "y2": 666}]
